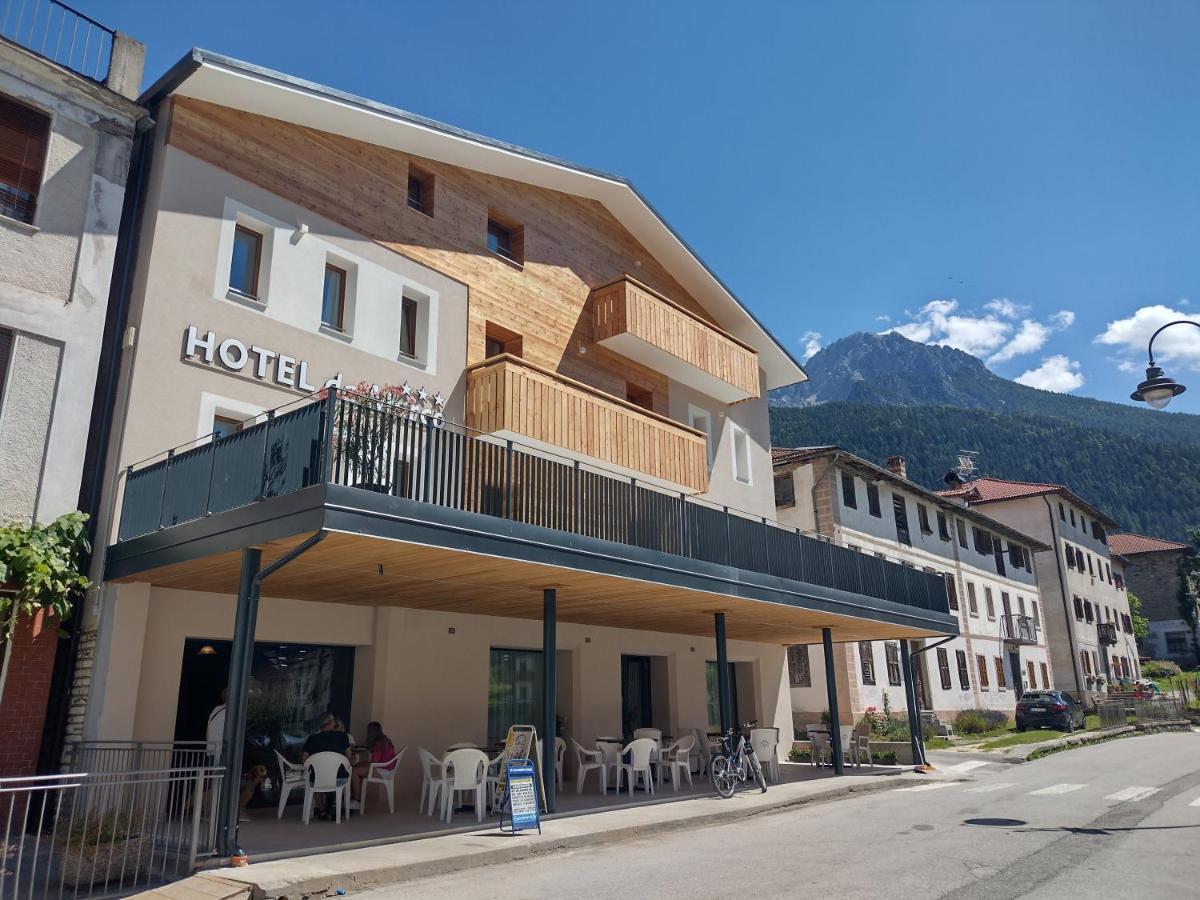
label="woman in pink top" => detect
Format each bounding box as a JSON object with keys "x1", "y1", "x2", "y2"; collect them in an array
[{"x1": 350, "y1": 721, "x2": 397, "y2": 807}]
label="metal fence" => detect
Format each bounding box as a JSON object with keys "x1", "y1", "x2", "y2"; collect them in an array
[
  {"x1": 62, "y1": 742, "x2": 217, "y2": 775},
  {"x1": 118, "y1": 389, "x2": 950, "y2": 615},
  {"x1": 0, "y1": 766, "x2": 223, "y2": 899},
  {"x1": 0, "y1": 0, "x2": 115, "y2": 83},
  {"x1": 1096, "y1": 697, "x2": 1186, "y2": 729}
]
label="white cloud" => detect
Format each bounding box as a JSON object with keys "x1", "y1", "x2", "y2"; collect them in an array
[
  {"x1": 875, "y1": 314, "x2": 892, "y2": 323},
  {"x1": 1015, "y1": 355, "x2": 1086, "y2": 393},
  {"x1": 798, "y1": 330, "x2": 822, "y2": 362},
  {"x1": 984, "y1": 298, "x2": 1028, "y2": 319},
  {"x1": 1117, "y1": 360, "x2": 1138, "y2": 374},
  {"x1": 1050, "y1": 310, "x2": 1076, "y2": 329},
  {"x1": 1095, "y1": 304, "x2": 1200, "y2": 373},
  {"x1": 987, "y1": 320, "x2": 1050, "y2": 364},
  {"x1": 884, "y1": 298, "x2": 1076, "y2": 365}
]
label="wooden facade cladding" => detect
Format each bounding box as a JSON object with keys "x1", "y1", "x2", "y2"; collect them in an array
[
  {"x1": 591, "y1": 276, "x2": 760, "y2": 402},
  {"x1": 466, "y1": 355, "x2": 710, "y2": 492}
]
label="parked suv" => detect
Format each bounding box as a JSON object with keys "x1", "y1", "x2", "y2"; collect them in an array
[{"x1": 1015, "y1": 690, "x2": 1085, "y2": 732}]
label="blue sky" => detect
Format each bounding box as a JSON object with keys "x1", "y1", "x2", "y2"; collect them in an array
[{"x1": 100, "y1": 0, "x2": 1200, "y2": 412}]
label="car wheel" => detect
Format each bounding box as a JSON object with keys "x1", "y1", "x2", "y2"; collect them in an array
[{"x1": 1016, "y1": 724, "x2": 1025, "y2": 732}]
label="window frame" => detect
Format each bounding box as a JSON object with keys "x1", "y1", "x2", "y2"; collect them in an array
[
  {"x1": 0, "y1": 93, "x2": 51, "y2": 226},
  {"x1": 866, "y1": 482, "x2": 881, "y2": 518},
  {"x1": 937, "y1": 510, "x2": 951, "y2": 542},
  {"x1": 956, "y1": 649, "x2": 971, "y2": 690},
  {"x1": 841, "y1": 471, "x2": 857, "y2": 509},
  {"x1": 229, "y1": 224, "x2": 264, "y2": 300},
  {"x1": 321, "y1": 261, "x2": 349, "y2": 332},
  {"x1": 688, "y1": 404, "x2": 714, "y2": 467},
  {"x1": 956, "y1": 518, "x2": 968, "y2": 549},
  {"x1": 398, "y1": 295, "x2": 419, "y2": 359},
  {"x1": 858, "y1": 641, "x2": 876, "y2": 685},
  {"x1": 730, "y1": 423, "x2": 752, "y2": 485},
  {"x1": 773, "y1": 472, "x2": 796, "y2": 508},
  {"x1": 892, "y1": 493, "x2": 911, "y2": 546},
  {"x1": 885, "y1": 642, "x2": 902, "y2": 686},
  {"x1": 984, "y1": 587, "x2": 996, "y2": 620},
  {"x1": 967, "y1": 582, "x2": 979, "y2": 617},
  {"x1": 1040, "y1": 662, "x2": 1049, "y2": 689},
  {"x1": 994, "y1": 656, "x2": 1007, "y2": 690},
  {"x1": 787, "y1": 645, "x2": 811, "y2": 687},
  {"x1": 977, "y1": 654, "x2": 990, "y2": 690},
  {"x1": 937, "y1": 647, "x2": 952, "y2": 690}
]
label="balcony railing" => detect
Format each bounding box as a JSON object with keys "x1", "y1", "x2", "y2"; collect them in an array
[
  {"x1": 0, "y1": 0, "x2": 115, "y2": 82},
  {"x1": 591, "y1": 276, "x2": 760, "y2": 403},
  {"x1": 1000, "y1": 613, "x2": 1038, "y2": 645},
  {"x1": 1097, "y1": 622, "x2": 1119, "y2": 646},
  {"x1": 466, "y1": 353, "x2": 710, "y2": 492},
  {"x1": 117, "y1": 389, "x2": 950, "y2": 617}
]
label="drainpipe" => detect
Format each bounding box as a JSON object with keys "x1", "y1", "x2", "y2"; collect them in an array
[{"x1": 1042, "y1": 496, "x2": 1083, "y2": 696}]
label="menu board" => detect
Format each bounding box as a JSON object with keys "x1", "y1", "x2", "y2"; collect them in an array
[
  {"x1": 491, "y1": 725, "x2": 548, "y2": 813},
  {"x1": 506, "y1": 759, "x2": 540, "y2": 833}
]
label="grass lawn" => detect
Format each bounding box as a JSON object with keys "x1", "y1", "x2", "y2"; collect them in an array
[
  {"x1": 926, "y1": 737, "x2": 954, "y2": 750},
  {"x1": 978, "y1": 729, "x2": 1068, "y2": 751}
]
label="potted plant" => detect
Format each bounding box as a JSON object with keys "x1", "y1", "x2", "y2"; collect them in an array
[{"x1": 330, "y1": 382, "x2": 446, "y2": 492}]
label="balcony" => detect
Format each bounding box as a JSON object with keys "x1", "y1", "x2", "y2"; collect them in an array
[
  {"x1": 1000, "y1": 613, "x2": 1039, "y2": 645},
  {"x1": 466, "y1": 353, "x2": 710, "y2": 492},
  {"x1": 591, "y1": 276, "x2": 760, "y2": 403},
  {"x1": 1, "y1": 0, "x2": 115, "y2": 82},
  {"x1": 1097, "y1": 622, "x2": 1119, "y2": 646}
]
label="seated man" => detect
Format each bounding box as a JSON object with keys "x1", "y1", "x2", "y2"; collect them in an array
[{"x1": 301, "y1": 712, "x2": 353, "y2": 818}]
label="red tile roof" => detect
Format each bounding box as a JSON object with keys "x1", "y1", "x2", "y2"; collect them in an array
[
  {"x1": 1108, "y1": 533, "x2": 1191, "y2": 556},
  {"x1": 771, "y1": 446, "x2": 836, "y2": 467},
  {"x1": 938, "y1": 476, "x2": 1117, "y2": 527}
]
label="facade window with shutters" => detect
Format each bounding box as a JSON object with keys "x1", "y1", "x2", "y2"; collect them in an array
[
  {"x1": 917, "y1": 503, "x2": 932, "y2": 534},
  {"x1": 1040, "y1": 662, "x2": 1050, "y2": 689},
  {"x1": 841, "y1": 471, "x2": 856, "y2": 509},
  {"x1": 1026, "y1": 660, "x2": 1037, "y2": 689},
  {"x1": 859, "y1": 641, "x2": 876, "y2": 685},
  {"x1": 994, "y1": 656, "x2": 1007, "y2": 689},
  {"x1": 866, "y1": 482, "x2": 881, "y2": 517},
  {"x1": 956, "y1": 649, "x2": 971, "y2": 690},
  {"x1": 937, "y1": 510, "x2": 951, "y2": 541},
  {"x1": 892, "y1": 494, "x2": 911, "y2": 546},
  {"x1": 967, "y1": 582, "x2": 979, "y2": 616},
  {"x1": 773, "y1": 473, "x2": 795, "y2": 508},
  {"x1": 1032, "y1": 600, "x2": 1040, "y2": 628},
  {"x1": 1073, "y1": 596, "x2": 1084, "y2": 620},
  {"x1": 787, "y1": 645, "x2": 811, "y2": 687},
  {"x1": 937, "y1": 647, "x2": 952, "y2": 690},
  {"x1": 945, "y1": 574, "x2": 959, "y2": 611},
  {"x1": 1081, "y1": 650, "x2": 1092, "y2": 676},
  {"x1": 984, "y1": 587, "x2": 996, "y2": 620},
  {"x1": 0, "y1": 94, "x2": 51, "y2": 225},
  {"x1": 977, "y1": 654, "x2": 990, "y2": 689},
  {"x1": 885, "y1": 642, "x2": 902, "y2": 686}
]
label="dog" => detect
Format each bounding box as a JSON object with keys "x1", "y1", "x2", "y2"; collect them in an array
[{"x1": 238, "y1": 764, "x2": 269, "y2": 819}]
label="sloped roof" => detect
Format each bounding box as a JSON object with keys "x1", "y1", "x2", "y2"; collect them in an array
[
  {"x1": 140, "y1": 49, "x2": 806, "y2": 391},
  {"x1": 771, "y1": 446, "x2": 837, "y2": 467},
  {"x1": 939, "y1": 476, "x2": 1118, "y2": 528},
  {"x1": 1109, "y1": 533, "x2": 1191, "y2": 556}
]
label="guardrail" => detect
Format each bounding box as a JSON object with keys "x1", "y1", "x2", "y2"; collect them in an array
[
  {"x1": 1000, "y1": 613, "x2": 1038, "y2": 644},
  {"x1": 0, "y1": 765, "x2": 223, "y2": 898},
  {"x1": 1096, "y1": 697, "x2": 1185, "y2": 729},
  {"x1": 117, "y1": 389, "x2": 951, "y2": 616},
  {"x1": 0, "y1": 0, "x2": 115, "y2": 83},
  {"x1": 63, "y1": 740, "x2": 218, "y2": 774}
]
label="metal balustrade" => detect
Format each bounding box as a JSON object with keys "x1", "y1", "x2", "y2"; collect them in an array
[
  {"x1": 118, "y1": 389, "x2": 950, "y2": 616},
  {"x1": 0, "y1": 0, "x2": 115, "y2": 83},
  {"x1": 1000, "y1": 613, "x2": 1039, "y2": 645}
]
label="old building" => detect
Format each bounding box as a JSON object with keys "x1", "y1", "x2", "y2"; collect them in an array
[
  {"x1": 773, "y1": 449, "x2": 1051, "y2": 730},
  {"x1": 1108, "y1": 533, "x2": 1197, "y2": 668},
  {"x1": 0, "y1": 5, "x2": 144, "y2": 775}
]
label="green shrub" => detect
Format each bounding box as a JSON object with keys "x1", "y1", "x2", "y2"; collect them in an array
[
  {"x1": 789, "y1": 747, "x2": 811, "y2": 762},
  {"x1": 1141, "y1": 659, "x2": 1182, "y2": 679},
  {"x1": 954, "y1": 709, "x2": 1010, "y2": 735}
]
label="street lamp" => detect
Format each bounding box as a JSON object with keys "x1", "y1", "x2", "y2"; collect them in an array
[{"x1": 1130, "y1": 320, "x2": 1199, "y2": 410}]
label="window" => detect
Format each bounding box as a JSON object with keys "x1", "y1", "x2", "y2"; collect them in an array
[
  {"x1": 1084, "y1": 601, "x2": 1094, "y2": 624},
  {"x1": 626, "y1": 383, "x2": 653, "y2": 411},
  {"x1": 787, "y1": 645, "x2": 811, "y2": 687},
  {"x1": 1059, "y1": 501, "x2": 1066, "y2": 521},
  {"x1": 956, "y1": 650, "x2": 971, "y2": 690},
  {"x1": 1026, "y1": 660, "x2": 1036, "y2": 690},
  {"x1": 407, "y1": 166, "x2": 433, "y2": 215},
  {"x1": 841, "y1": 472, "x2": 857, "y2": 509},
  {"x1": 1017, "y1": 595, "x2": 1026, "y2": 616},
  {"x1": 1081, "y1": 516, "x2": 1087, "y2": 533},
  {"x1": 1001, "y1": 592, "x2": 1012, "y2": 618},
  {"x1": 1166, "y1": 633, "x2": 1189, "y2": 654},
  {"x1": 398, "y1": 296, "x2": 419, "y2": 359},
  {"x1": 1086, "y1": 554, "x2": 1094, "y2": 576},
  {"x1": 487, "y1": 648, "x2": 543, "y2": 746},
  {"x1": 1031, "y1": 600, "x2": 1040, "y2": 628},
  {"x1": 1008, "y1": 542, "x2": 1025, "y2": 569},
  {"x1": 885, "y1": 642, "x2": 902, "y2": 686},
  {"x1": 937, "y1": 648, "x2": 952, "y2": 690},
  {"x1": 1080, "y1": 650, "x2": 1091, "y2": 676},
  {"x1": 967, "y1": 582, "x2": 979, "y2": 617},
  {"x1": 486, "y1": 215, "x2": 524, "y2": 265},
  {"x1": 1073, "y1": 596, "x2": 1083, "y2": 620},
  {"x1": 994, "y1": 656, "x2": 1007, "y2": 689},
  {"x1": 774, "y1": 473, "x2": 796, "y2": 508},
  {"x1": 1093, "y1": 522, "x2": 1107, "y2": 543},
  {"x1": 1065, "y1": 545, "x2": 1076, "y2": 570},
  {"x1": 917, "y1": 504, "x2": 932, "y2": 535},
  {"x1": 484, "y1": 322, "x2": 523, "y2": 358},
  {"x1": 984, "y1": 587, "x2": 995, "y2": 620},
  {"x1": 937, "y1": 511, "x2": 951, "y2": 541},
  {"x1": 977, "y1": 654, "x2": 990, "y2": 690},
  {"x1": 0, "y1": 94, "x2": 50, "y2": 224},
  {"x1": 892, "y1": 494, "x2": 911, "y2": 546},
  {"x1": 945, "y1": 574, "x2": 959, "y2": 611},
  {"x1": 866, "y1": 483, "x2": 881, "y2": 517},
  {"x1": 321, "y1": 263, "x2": 348, "y2": 331},
  {"x1": 956, "y1": 518, "x2": 968, "y2": 549},
  {"x1": 229, "y1": 225, "x2": 263, "y2": 299},
  {"x1": 972, "y1": 527, "x2": 993, "y2": 556},
  {"x1": 689, "y1": 406, "x2": 714, "y2": 466},
  {"x1": 993, "y1": 541, "x2": 1007, "y2": 576},
  {"x1": 1069, "y1": 508, "x2": 1076, "y2": 528},
  {"x1": 731, "y1": 424, "x2": 752, "y2": 484},
  {"x1": 1040, "y1": 662, "x2": 1049, "y2": 689},
  {"x1": 858, "y1": 642, "x2": 875, "y2": 685},
  {"x1": 212, "y1": 415, "x2": 243, "y2": 439},
  {"x1": 1106, "y1": 563, "x2": 1112, "y2": 585}
]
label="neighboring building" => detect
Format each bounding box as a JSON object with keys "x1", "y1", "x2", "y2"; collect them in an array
[
  {"x1": 0, "y1": 8, "x2": 144, "y2": 775},
  {"x1": 73, "y1": 47, "x2": 955, "y2": 844},
  {"x1": 940, "y1": 477, "x2": 1139, "y2": 702},
  {"x1": 773, "y1": 449, "x2": 1052, "y2": 730},
  {"x1": 1109, "y1": 533, "x2": 1197, "y2": 668}
]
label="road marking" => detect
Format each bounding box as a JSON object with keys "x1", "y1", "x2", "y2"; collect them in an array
[
  {"x1": 1028, "y1": 783, "x2": 1087, "y2": 796},
  {"x1": 964, "y1": 782, "x2": 1018, "y2": 794},
  {"x1": 896, "y1": 783, "x2": 956, "y2": 793},
  {"x1": 945, "y1": 760, "x2": 991, "y2": 773},
  {"x1": 1104, "y1": 786, "x2": 1161, "y2": 802}
]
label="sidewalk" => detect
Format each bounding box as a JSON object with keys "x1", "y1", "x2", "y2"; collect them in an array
[{"x1": 140, "y1": 766, "x2": 956, "y2": 899}]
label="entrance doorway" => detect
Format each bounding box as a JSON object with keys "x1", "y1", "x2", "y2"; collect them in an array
[
  {"x1": 1009, "y1": 651, "x2": 1024, "y2": 700},
  {"x1": 621, "y1": 655, "x2": 653, "y2": 737},
  {"x1": 705, "y1": 661, "x2": 741, "y2": 730}
]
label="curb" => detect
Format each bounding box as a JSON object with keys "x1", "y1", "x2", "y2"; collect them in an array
[{"x1": 1001, "y1": 721, "x2": 1192, "y2": 763}]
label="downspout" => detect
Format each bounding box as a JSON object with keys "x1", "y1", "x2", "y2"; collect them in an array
[{"x1": 1042, "y1": 495, "x2": 1083, "y2": 696}]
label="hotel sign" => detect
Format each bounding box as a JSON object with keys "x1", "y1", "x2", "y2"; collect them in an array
[{"x1": 182, "y1": 325, "x2": 344, "y2": 391}]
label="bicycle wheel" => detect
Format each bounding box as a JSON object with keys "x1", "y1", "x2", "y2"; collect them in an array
[
  {"x1": 748, "y1": 752, "x2": 768, "y2": 793},
  {"x1": 711, "y1": 755, "x2": 736, "y2": 798}
]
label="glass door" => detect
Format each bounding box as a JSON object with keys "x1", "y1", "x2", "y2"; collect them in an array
[
  {"x1": 488, "y1": 648, "x2": 543, "y2": 747},
  {"x1": 621, "y1": 655, "x2": 653, "y2": 739}
]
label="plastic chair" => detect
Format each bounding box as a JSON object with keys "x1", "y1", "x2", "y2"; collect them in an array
[
  {"x1": 441, "y1": 748, "x2": 489, "y2": 824},
  {"x1": 839, "y1": 726, "x2": 856, "y2": 767},
  {"x1": 810, "y1": 732, "x2": 831, "y2": 767},
  {"x1": 571, "y1": 739, "x2": 607, "y2": 794},
  {"x1": 274, "y1": 750, "x2": 306, "y2": 819},
  {"x1": 597, "y1": 740, "x2": 624, "y2": 786},
  {"x1": 302, "y1": 752, "x2": 351, "y2": 824},
  {"x1": 617, "y1": 738, "x2": 657, "y2": 796},
  {"x1": 660, "y1": 734, "x2": 696, "y2": 791},
  {"x1": 749, "y1": 728, "x2": 780, "y2": 783},
  {"x1": 855, "y1": 732, "x2": 875, "y2": 768},
  {"x1": 418, "y1": 748, "x2": 444, "y2": 816},
  {"x1": 361, "y1": 747, "x2": 406, "y2": 815},
  {"x1": 555, "y1": 737, "x2": 566, "y2": 791}
]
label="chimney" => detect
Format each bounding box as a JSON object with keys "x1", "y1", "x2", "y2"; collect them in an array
[{"x1": 885, "y1": 455, "x2": 907, "y2": 479}]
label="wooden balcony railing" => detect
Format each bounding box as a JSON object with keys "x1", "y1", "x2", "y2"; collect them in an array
[
  {"x1": 466, "y1": 354, "x2": 710, "y2": 492},
  {"x1": 591, "y1": 276, "x2": 760, "y2": 403}
]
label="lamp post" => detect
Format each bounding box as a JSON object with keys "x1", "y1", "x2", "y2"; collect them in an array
[{"x1": 1129, "y1": 320, "x2": 1199, "y2": 410}]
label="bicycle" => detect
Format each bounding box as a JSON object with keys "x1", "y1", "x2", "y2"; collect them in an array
[{"x1": 710, "y1": 722, "x2": 768, "y2": 798}]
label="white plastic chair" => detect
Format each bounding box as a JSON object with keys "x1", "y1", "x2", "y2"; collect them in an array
[
  {"x1": 597, "y1": 740, "x2": 624, "y2": 786},
  {"x1": 855, "y1": 732, "x2": 875, "y2": 768},
  {"x1": 572, "y1": 739, "x2": 607, "y2": 794},
  {"x1": 839, "y1": 726, "x2": 856, "y2": 767},
  {"x1": 441, "y1": 748, "x2": 489, "y2": 824},
  {"x1": 617, "y1": 738, "x2": 657, "y2": 796},
  {"x1": 660, "y1": 734, "x2": 696, "y2": 791},
  {"x1": 555, "y1": 737, "x2": 566, "y2": 791},
  {"x1": 302, "y1": 752, "x2": 351, "y2": 824},
  {"x1": 274, "y1": 750, "x2": 306, "y2": 819},
  {"x1": 749, "y1": 728, "x2": 780, "y2": 784},
  {"x1": 418, "y1": 747, "x2": 444, "y2": 816},
  {"x1": 361, "y1": 747, "x2": 406, "y2": 815}
]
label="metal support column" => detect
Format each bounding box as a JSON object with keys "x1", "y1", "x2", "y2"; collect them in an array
[
  {"x1": 900, "y1": 639, "x2": 924, "y2": 768},
  {"x1": 822, "y1": 628, "x2": 844, "y2": 775},
  {"x1": 542, "y1": 588, "x2": 557, "y2": 813},
  {"x1": 715, "y1": 613, "x2": 732, "y2": 735},
  {"x1": 218, "y1": 548, "x2": 261, "y2": 857}
]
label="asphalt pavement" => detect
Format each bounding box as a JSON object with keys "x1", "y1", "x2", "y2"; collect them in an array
[{"x1": 356, "y1": 731, "x2": 1200, "y2": 899}]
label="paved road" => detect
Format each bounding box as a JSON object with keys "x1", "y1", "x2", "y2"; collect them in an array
[{"x1": 360, "y1": 732, "x2": 1200, "y2": 899}]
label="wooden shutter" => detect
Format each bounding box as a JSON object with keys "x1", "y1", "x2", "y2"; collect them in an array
[{"x1": 0, "y1": 95, "x2": 50, "y2": 224}]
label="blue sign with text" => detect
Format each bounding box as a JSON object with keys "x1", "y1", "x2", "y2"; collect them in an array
[{"x1": 502, "y1": 758, "x2": 541, "y2": 834}]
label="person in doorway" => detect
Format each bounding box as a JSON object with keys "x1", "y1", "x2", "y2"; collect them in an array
[
  {"x1": 206, "y1": 688, "x2": 227, "y2": 762},
  {"x1": 350, "y1": 722, "x2": 396, "y2": 810},
  {"x1": 301, "y1": 712, "x2": 353, "y2": 819}
]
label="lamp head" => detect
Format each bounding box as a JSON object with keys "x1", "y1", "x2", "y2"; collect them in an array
[{"x1": 1131, "y1": 364, "x2": 1186, "y2": 410}]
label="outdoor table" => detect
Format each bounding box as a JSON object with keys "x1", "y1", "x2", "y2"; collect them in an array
[{"x1": 596, "y1": 737, "x2": 624, "y2": 745}]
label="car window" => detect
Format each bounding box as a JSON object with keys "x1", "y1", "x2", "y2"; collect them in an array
[
  {"x1": 1021, "y1": 692, "x2": 1052, "y2": 702},
  {"x1": 1059, "y1": 692, "x2": 1079, "y2": 705}
]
